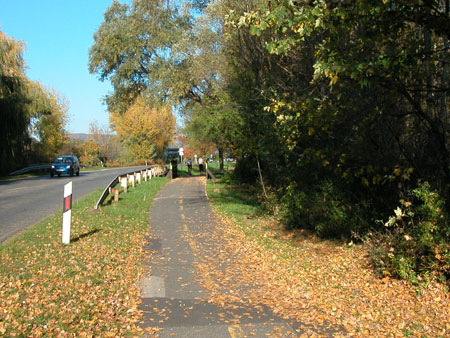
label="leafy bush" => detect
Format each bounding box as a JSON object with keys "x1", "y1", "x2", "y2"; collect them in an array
[
  {"x1": 233, "y1": 154, "x2": 259, "y2": 184},
  {"x1": 368, "y1": 182, "x2": 450, "y2": 283},
  {"x1": 278, "y1": 183, "x2": 311, "y2": 230},
  {"x1": 278, "y1": 181, "x2": 365, "y2": 238}
]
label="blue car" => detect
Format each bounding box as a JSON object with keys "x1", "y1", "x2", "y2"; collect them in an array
[{"x1": 50, "y1": 155, "x2": 80, "y2": 177}]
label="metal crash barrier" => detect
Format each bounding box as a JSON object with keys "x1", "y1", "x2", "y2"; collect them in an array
[
  {"x1": 9, "y1": 164, "x2": 51, "y2": 176},
  {"x1": 94, "y1": 166, "x2": 166, "y2": 209}
]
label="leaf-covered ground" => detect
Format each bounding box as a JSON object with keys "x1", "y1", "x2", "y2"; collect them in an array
[
  {"x1": 203, "y1": 179, "x2": 449, "y2": 338},
  {"x1": 0, "y1": 177, "x2": 168, "y2": 337},
  {"x1": 2, "y1": 173, "x2": 447, "y2": 337}
]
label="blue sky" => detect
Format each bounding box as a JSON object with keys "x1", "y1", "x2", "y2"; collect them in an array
[{"x1": 0, "y1": 1, "x2": 130, "y2": 134}]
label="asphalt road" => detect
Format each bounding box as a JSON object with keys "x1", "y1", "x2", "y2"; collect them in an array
[{"x1": 0, "y1": 166, "x2": 148, "y2": 243}]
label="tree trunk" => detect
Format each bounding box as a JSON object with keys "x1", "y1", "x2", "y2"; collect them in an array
[
  {"x1": 219, "y1": 147, "x2": 224, "y2": 172},
  {"x1": 257, "y1": 156, "x2": 268, "y2": 200},
  {"x1": 441, "y1": 35, "x2": 449, "y2": 125},
  {"x1": 424, "y1": 27, "x2": 434, "y2": 117}
]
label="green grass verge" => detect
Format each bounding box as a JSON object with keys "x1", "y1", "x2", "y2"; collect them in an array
[
  {"x1": 206, "y1": 173, "x2": 271, "y2": 242},
  {"x1": 206, "y1": 173, "x2": 260, "y2": 220},
  {"x1": 176, "y1": 164, "x2": 202, "y2": 177},
  {"x1": 176, "y1": 161, "x2": 235, "y2": 178},
  {"x1": 0, "y1": 177, "x2": 169, "y2": 337}
]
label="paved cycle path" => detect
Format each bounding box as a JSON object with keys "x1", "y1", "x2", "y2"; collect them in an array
[{"x1": 139, "y1": 176, "x2": 343, "y2": 337}]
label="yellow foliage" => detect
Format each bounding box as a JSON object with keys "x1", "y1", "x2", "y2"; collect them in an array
[
  {"x1": 362, "y1": 177, "x2": 370, "y2": 186},
  {"x1": 110, "y1": 96, "x2": 175, "y2": 160}
]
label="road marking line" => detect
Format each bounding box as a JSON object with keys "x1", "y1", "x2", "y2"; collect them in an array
[
  {"x1": 184, "y1": 225, "x2": 189, "y2": 231},
  {"x1": 179, "y1": 199, "x2": 183, "y2": 204},
  {"x1": 179, "y1": 205, "x2": 184, "y2": 211},
  {"x1": 228, "y1": 324, "x2": 243, "y2": 338},
  {"x1": 181, "y1": 214, "x2": 185, "y2": 220}
]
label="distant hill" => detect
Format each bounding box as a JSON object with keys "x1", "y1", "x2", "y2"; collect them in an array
[{"x1": 68, "y1": 133, "x2": 90, "y2": 142}]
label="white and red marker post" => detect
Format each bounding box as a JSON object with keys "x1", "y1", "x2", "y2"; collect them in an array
[{"x1": 62, "y1": 182, "x2": 72, "y2": 244}]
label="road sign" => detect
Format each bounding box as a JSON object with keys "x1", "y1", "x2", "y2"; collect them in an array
[{"x1": 179, "y1": 147, "x2": 184, "y2": 156}]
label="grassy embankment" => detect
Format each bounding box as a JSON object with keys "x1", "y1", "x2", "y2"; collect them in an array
[
  {"x1": 205, "y1": 171, "x2": 449, "y2": 338},
  {"x1": 0, "y1": 177, "x2": 169, "y2": 337}
]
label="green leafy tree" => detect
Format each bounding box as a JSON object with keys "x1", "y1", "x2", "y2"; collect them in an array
[
  {"x1": 89, "y1": 0, "x2": 192, "y2": 113},
  {"x1": 178, "y1": 0, "x2": 250, "y2": 170},
  {"x1": 184, "y1": 91, "x2": 242, "y2": 170},
  {"x1": 1, "y1": 30, "x2": 68, "y2": 173},
  {"x1": 89, "y1": 0, "x2": 244, "y2": 166},
  {"x1": 228, "y1": 0, "x2": 450, "y2": 278},
  {"x1": 236, "y1": 0, "x2": 450, "y2": 212},
  {"x1": 0, "y1": 30, "x2": 31, "y2": 173},
  {"x1": 28, "y1": 83, "x2": 68, "y2": 161}
]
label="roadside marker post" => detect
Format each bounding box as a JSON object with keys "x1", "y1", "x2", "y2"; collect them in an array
[
  {"x1": 62, "y1": 182, "x2": 72, "y2": 245},
  {"x1": 128, "y1": 174, "x2": 135, "y2": 188},
  {"x1": 120, "y1": 176, "x2": 128, "y2": 192},
  {"x1": 136, "y1": 172, "x2": 142, "y2": 184},
  {"x1": 142, "y1": 170, "x2": 147, "y2": 181}
]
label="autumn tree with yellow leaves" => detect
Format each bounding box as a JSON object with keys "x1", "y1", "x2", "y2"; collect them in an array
[{"x1": 110, "y1": 96, "x2": 175, "y2": 162}]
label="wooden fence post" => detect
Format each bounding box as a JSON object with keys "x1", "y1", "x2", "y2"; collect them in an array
[{"x1": 111, "y1": 188, "x2": 119, "y2": 202}]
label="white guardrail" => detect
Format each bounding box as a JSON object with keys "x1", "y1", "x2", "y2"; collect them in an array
[{"x1": 94, "y1": 165, "x2": 166, "y2": 209}]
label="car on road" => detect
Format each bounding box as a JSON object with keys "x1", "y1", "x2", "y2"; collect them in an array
[{"x1": 50, "y1": 155, "x2": 80, "y2": 177}]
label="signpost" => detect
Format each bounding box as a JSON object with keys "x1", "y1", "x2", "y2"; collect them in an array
[
  {"x1": 62, "y1": 182, "x2": 72, "y2": 244},
  {"x1": 179, "y1": 147, "x2": 184, "y2": 164}
]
